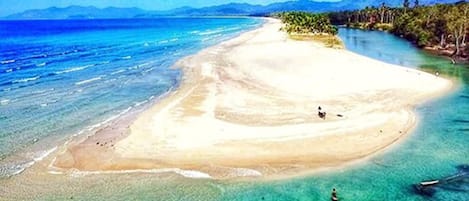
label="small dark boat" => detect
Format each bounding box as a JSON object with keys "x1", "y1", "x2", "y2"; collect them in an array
[{"x1": 413, "y1": 164, "x2": 469, "y2": 197}]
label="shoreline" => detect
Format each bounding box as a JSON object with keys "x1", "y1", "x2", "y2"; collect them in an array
[
  {"x1": 51, "y1": 18, "x2": 453, "y2": 179},
  {"x1": 338, "y1": 24, "x2": 468, "y2": 65}
]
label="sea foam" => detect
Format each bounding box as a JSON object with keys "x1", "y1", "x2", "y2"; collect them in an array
[
  {"x1": 1, "y1": 59, "x2": 15, "y2": 64},
  {"x1": 36, "y1": 62, "x2": 47, "y2": 67},
  {"x1": 75, "y1": 76, "x2": 102, "y2": 85},
  {"x1": 0, "y1": 146, "x2": 57, "y2": 178},
  {"x1": 0, "y1": 99, "x2": 10, "y2": 105},
  {"x1": 12, "y1": 76, "x2": 40, "y2": 83},
  {"x1": 55, "y1": 64, "x2": 93, "y2": 75}
]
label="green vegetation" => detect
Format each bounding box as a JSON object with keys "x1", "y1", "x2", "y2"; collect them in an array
[
  {"x1": 275, "y1": 12, "x2": 342, "y2": 48},
  {"x1": 328, "y1": 1, "x2": 468, "y2": 62},
  {"x1": 328, "y1": 3, "x2": 399, "y2": 31},
  {"x1": 277, "y1": 12, "x2": 338, "y2": 35}
]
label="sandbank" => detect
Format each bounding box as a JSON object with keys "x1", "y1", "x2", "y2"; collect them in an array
[{"x1": 52, "y1": 18, "x2": 452, "y2": 179}]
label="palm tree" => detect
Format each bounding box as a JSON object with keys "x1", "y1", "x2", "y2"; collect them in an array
[
  {"x1": 279, "y1": 12, "x2": 338, "y2": 35},
  {"x1": 403, "y1": 0, "x2": 410, "y2": 13},
  {"x1": 380, "y1": 2, "x2": 387, "y2": 23}
]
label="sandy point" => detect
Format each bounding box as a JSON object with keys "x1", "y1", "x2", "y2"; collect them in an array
[{"x1": 52, "y1": 18, "x2": 453, "y2": 179}]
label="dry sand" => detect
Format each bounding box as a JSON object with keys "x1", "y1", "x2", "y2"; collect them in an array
[{"x1": 52, "y1": 18, "x2": 452, "y2": 179}]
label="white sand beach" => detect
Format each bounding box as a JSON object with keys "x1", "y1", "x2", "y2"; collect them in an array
[{"x1": 52, "y1": 18, "x2": 452, "y2": 178}]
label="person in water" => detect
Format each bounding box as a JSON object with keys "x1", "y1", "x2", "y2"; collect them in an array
[{"x1": 331, "y1": 188, "x2": 338, "y2": 201}]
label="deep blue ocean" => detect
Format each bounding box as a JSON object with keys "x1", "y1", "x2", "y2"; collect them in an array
[{"x1": 0, "y1": 18, "x2": 262, "y2": 177}]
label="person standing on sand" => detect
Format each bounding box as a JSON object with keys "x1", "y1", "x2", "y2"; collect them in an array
[{"x1": 318, "y1": 106, "x2": 327, "y2": 120}]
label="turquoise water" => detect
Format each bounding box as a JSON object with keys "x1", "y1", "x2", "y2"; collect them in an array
[
  {"x1": 215, "y1": 28, "x2": 469, "y2": 201},
  {"x1": 1, "y1": 22, "x2": 468, "y2": 200},
  {"x1": 0, "y1": 18, "x2": 262, "y2": 177}
]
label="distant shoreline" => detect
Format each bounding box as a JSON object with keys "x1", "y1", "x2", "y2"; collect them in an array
[
  {"x1": 336, "y1": 24, "x2": 469, "y2": 65},
  {"x1": 51, "y1": 18, "x2": 453, "y2": 179},
  {"x1": 0, "y1": 16, "x2": 260, "y2": 22}
]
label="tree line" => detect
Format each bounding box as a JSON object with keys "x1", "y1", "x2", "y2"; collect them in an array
[
  {"x1": 328, "y1": 1, "x2": 468, "y2": 60},
  {"x1": 276, "y1": 12, "x2": 338, "y2": 35}
]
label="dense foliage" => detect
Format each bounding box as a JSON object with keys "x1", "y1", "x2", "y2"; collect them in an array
[
  {"x1": 277, "y1": 12, "x2": 338, "y2": 35},
  {"x1": 328, "y1": 1, "x2": 468, "y2": 59}
]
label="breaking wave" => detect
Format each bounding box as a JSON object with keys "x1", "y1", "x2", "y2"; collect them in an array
[
  {"x1": 54, "y1": 64, "x2": 94, "y2": 75},
  {"x1": 12, "y1": 76, "x2": 40, "y2": 83},
  {"x1": 75, "y1": 76, "x2": 102, "y2": 85},
  {"x1": 1, "y1": 60, "x2": 15, "y2": 64}
]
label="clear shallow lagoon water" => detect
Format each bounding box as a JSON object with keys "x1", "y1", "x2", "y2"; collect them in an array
[
  {"x1": 1, "y1": 22, "x2": 468, "y2": 200},
  {"x1": 216, "y1": 28, "x2": 469, "y2": 201},
  {"x1": 214, "y1": 29, "x2": 469, "y2": 201},
  {"x1": 0, "y1": 18, "x2": 262, "y2": 177}
]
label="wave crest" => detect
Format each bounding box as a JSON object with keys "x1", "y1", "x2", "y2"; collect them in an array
[
  {"x1": 54, "y1": 64, "x2": 93, "y2": 75},
  {"x1": 1, "y1": 60, "x2": 15, "y2": 64},
  {"x1": 36, "y1": 62, "x2": 47, "y2": 67},
  {"x1": 12, "y1": 76, "x2": 40, "y2": 83},
  {"x1": 0, "y1": 147, "x2": 57, "y2": 178},
  {"x1": 75, "y1": 76, "x2": 102, "y2": 85}
]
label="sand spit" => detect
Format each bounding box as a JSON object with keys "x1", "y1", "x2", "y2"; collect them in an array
[{"x1": 52, "y1": 18, "x2": 452, "y2": 179}]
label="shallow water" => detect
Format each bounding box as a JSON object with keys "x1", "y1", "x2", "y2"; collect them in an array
[
  {"x1": 214, "y1": 28, "x2": 469, "y2": 201},
  {"x1": 0, "y1": 18, "x2": 262, "y2": 178},
  {"x1": 1, "y1": 22, "x2": 468, "y2": 200}
]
